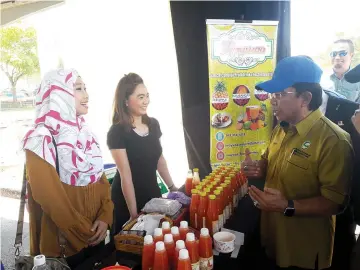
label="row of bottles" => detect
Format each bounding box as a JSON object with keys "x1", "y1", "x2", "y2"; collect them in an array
[
  {"x1": 189, "y1": 166, "x2": 248, "y2": 235},
  {"x1": 143, "y1": 227, "x2": 213, "y2": 270}
]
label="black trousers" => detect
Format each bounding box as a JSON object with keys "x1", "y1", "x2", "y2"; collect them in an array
[{"x1": 66, "y1": 242, "x2": 105, "y2": 270}]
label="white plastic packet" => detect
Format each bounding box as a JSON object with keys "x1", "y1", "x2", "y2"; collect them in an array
[
  {"x1": 130, "y1": 213, "x2": 165, "y2": 235},
  {"x1": 141, "y1": 198, "x2": 182, "y2": 216}
]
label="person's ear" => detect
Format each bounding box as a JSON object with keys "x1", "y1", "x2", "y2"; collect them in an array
[{"x1": 301, "y1": 92, "x2": 312, "y2": 108}]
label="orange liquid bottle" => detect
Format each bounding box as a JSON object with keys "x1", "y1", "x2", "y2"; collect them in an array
[
  {"x1": 213, "y1": 190, "x2": 224, "y2": 230},
  {"x1": 154, "y1": 241, "x2": 169, "y2": 270},
  {"x1": 164, "y1": 234, "x2": 175, "y2": 270},
  {"x1": 204, "y1": 188, "x2": 210, "y2": 209},
  {"x1": 216, "y1": 186, "x2": 226, "y2": 223},
  {"x1": 162, "y1": 221, "x2": 171, "y2": 236},
  {"x1": 199, "y1": 228, "x2": 213, "y2": 270},
  {"x1": 175, "y1": 240, "x2": 186, "y2": 270},
  {"x1": 206, "y1": 195, "x2": 219, "y2": 236},
  {"x1": 190, "y1": 189, "x2": 200, "y2": 230},
  {"x1": 142, "y1": 235, "x2": 155, "y2": 270},
  {"x1": 197, "y1": 192, "x2": 207, "y2": 229},
  {"x1": 154, "y1": 228, "x2": 164, "y2": 243},
  {"x1": 185, "y1": 233, "x2": 200, "y2": 270},
  {"x1": 185, "y1": 170, "x2": 193, "y2": 196},
  {"x1": 179, "y1": 221, "x2": 189, "y2": 241},
  {"x1": 220, "y1": 183, "x2": 230, "y2": 221},
  {"x1": 192, "y1": 168, "x2": 200, "y2": 189},
  {"x1": 177, "y1": 249, "x2": 192, "y2": 270},
  {"x1": 171, "y1": 226, "x2": 181, "y2": 244},
  {"x1": 225, "y1": 180, "x2": 234, "y2": 214}
]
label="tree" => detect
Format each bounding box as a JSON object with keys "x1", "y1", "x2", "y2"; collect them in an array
[{"x1": 0, "y1": 26, "x2": 40, "y2": 102}]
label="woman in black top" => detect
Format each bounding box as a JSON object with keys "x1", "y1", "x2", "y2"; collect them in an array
[{"x1": 107, "y1": 73, "x2": 177, "y2": 235}]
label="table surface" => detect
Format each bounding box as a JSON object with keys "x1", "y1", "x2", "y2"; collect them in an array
[{"x1": 75, "y1": 194, "x2": 266, "y2": 270}]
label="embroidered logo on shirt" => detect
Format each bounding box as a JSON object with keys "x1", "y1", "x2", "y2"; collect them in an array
[
  {"x1": 301, "y1": 141, "x2": 311, "y2": 149},
  {"x1": 337, "y1": 121, "x2": 344, "y2": 126}
]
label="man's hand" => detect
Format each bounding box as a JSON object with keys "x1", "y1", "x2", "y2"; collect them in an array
[
  {"x1": 352, "y1": 108, "x2": 360, "y2": 134},
  {"x1": 249, "y1": 186, "x2": 287, "y2": 213},
  {"x1": 88, "y1": 220, "x2": 108, "y2": 246},
  {"x1": 241, "y1": 148, "x2": 265, "y2": 179}
]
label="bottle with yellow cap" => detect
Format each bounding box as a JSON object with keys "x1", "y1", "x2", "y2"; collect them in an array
[
  {"x1": 221, "y1": 183, "x2": 230, "y2": 220},
  {"x1": 206, "y1": 194, "x2": 219, "y2": 235},
  {"x1": 224, "y1": 180, "x2": 234, "y2": 216},
  {"x1": 214, "y1": 190, "x2": 224, "y2": 229},
  {"x1": 197, "y1": 191, "x2": 208, "y2": 229},
  {"x1": 216, "y1": 186, "x2": 226, "y2": 223},
  {"x1": 190, "y1": 189, "x2": 200, "y2": 229}
]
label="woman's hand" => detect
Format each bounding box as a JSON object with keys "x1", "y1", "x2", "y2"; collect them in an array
[
  {"x1": 88, "y1": 220, "x2": 108, "y2": 246},
  {"x1": 169, "y1": 185, "x2": 178, "y2": 192}
]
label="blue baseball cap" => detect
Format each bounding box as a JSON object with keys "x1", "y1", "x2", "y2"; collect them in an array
[{"x1": 255, "y1": 56, "x2": 323, "y2": 93}]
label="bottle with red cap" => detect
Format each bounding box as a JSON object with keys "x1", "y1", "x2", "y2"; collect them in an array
[
  {"x1": 185, "y1": 233, "x2": 200, "y2": 270},
  {"x1": 153, "y1": 241, "x2": 169, "y2": 270},
  {"x1": 174, "y1": 240, "x2": 186, "y2": 270},
  {"x1": 142, "y1": 235, "x2": 155, "y2": 270},
  {"x1": 177, "y1": 249, "x2": 192, "y2": 270},
  {"x1": 164, "y1": 234, "x2": 175, "y2": 270},
  {"x1": 199, "y1": 228, "x2": 213, "y2": 270}
]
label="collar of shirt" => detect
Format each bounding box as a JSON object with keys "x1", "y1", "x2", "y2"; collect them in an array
[{"x1": 331, "y1": 67, "x2": 351, "y2": 81}]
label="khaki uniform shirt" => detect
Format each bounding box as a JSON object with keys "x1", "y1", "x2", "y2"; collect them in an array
[{"x1": 261, "y1": 109, "x2": 353, "y2": 269}]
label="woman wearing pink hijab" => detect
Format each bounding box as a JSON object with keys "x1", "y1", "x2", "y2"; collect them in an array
[{"x1": 22, "y1": 69, "x2": 113, "y2": 268}]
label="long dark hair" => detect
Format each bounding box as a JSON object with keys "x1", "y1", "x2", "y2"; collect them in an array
[{"x1": 112, "y1": 73, "x2": 150, "y2": 131}]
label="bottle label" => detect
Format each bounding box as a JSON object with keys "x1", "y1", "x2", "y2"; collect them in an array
[
  {"x1": 195, "y1": 213, "x2": 198, "y2": 228},
  {"x1": 200, "y1": 257, "x2": 213, "y2": 270},
  {"x1": 191, "y1": 261, "x2": 200, "y2": 270},
  {"x1": 202, "y1": 217, "x2": 206, "y2": 228},
  {"x1": 218, "y1": 214, "x2": 224, "y2": 229},
  {"x1": 212, "y1": 220, "x2": 219, "y2": 234}
]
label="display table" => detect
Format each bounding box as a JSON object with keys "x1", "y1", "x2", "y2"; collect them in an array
[{"x1": 74, "y1": 195, "x2": 265, "y2": 270}]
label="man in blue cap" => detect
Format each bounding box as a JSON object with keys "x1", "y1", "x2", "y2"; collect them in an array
[{"x1": 243, "y1": 56, "x2": 353, "y2": 270}]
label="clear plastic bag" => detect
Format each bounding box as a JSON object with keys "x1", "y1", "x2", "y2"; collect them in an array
[{"x1": 141, "y1": 198, "x2": 182, "y2": 216}]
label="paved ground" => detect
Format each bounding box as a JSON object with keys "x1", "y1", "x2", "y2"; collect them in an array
[{"x1": 1, "y1": 196, "x2": 29, "y2": 270}]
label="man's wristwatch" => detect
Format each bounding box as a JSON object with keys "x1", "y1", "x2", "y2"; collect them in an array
[{"x1": 283, "y1": 200, "x2": 295, "y2": 217}]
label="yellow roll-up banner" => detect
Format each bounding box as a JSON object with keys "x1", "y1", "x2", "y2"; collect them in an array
[{"x1": 206, "y1": 20, "x2": 278, "y2": 168}]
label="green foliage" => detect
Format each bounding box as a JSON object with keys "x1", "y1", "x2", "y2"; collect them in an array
[{"x1": 0, "y1": 26, "x2": 40, "y2": 101}]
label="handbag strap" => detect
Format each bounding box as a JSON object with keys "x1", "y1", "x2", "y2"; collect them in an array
[{"x1": 15, "y1": 134, "x2": 61, "y2": 256}]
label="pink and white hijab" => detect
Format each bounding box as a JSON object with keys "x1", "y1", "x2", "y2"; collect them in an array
[{"x1": 22, "y1": 69, "x2": 103, "y2": 186}]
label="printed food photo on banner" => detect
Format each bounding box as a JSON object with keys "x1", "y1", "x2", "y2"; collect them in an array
[{"x1": 206, "y1": 20, "x2": 278, "y2": 168}]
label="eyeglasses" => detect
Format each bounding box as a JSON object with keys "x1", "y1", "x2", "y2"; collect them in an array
[
  {"x1": 269, "y1": 91, "x2": 296, "y2": 99},
  {"x1": 330, "y1": 50, "x2": 348, "y2": 58}
]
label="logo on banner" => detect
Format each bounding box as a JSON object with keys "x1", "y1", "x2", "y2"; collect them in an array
[{"x1": 211, "y1": 27, "x2": 274, "y2": 70}]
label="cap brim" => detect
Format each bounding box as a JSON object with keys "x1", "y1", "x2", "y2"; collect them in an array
[{"x1": 255, "y1": 79, "x2": 291, "y2": 93}]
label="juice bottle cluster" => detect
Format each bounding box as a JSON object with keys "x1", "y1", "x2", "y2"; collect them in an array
[
  {"x1": 189, "y1": 166, "x2": 248, "y2": 235},
  {"x1": 142, "y1": 222, "x2": 213, "y2": 270}
]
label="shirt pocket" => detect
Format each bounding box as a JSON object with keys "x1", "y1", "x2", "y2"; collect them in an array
[{"x1": 287, "y1": 153, "x2": 310, "y2": 170}]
